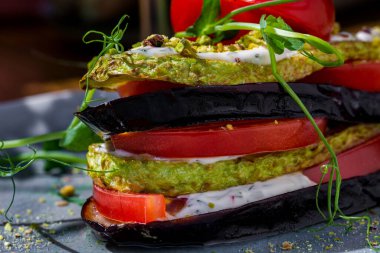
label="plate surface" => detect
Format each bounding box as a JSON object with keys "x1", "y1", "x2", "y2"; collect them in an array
[{"x1": 0, "y1": 91, "x2": 378, "y2": 253}]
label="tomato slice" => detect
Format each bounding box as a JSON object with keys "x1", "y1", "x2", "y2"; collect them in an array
[
  {"x1": 118, "y1": 80, "x2": 185, "y2": 97},
  {"x1": 301, "y1": 61, "x2": 380, "y2": 92},
  {"x1": 111, "y1": 118, "x2": 327, "y2": 158},
  {"x1": 93, "y1": 184, "x2": 166, "y2": 223},
  {"x1": 303, "y1": 134, "x2": 380, "y2": 183},
  {"x1": 170, "y1": 0, "x2": 335, "y2": 41}
]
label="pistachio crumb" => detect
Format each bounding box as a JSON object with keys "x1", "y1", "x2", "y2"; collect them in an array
[
  {"x1": 59, "y1": 185, "x2": 76, "y2": 198},
  {"x1": 208, "y1": 202, "x2": 215, "y2": 209},
  {"x1": 0, "y1": 235, "x2": 3, "y2": 240},
  {"x1": 24, "y1": 229, "x2": 33, "y2": 235},
  {"x1": 55, "y1": 200, "x2": 69, "y2": 207},
  {"x1": 281, "y1": 241, "x2": 294, "y2": 250},
  {"x1": 26, "y1": 209, "x2": 32, "y2": 215},
  {"x1": 226, "y1": 124, "x2": 234, "y2": 130},
  {"x1": 325, "y1": 244, "x2": 333, "y2": 250},
  {"x1": 38, "y1": 197, "x2": 46, "y2": 204},
  {"x1": 244, "y1": 249, "x2": 254, "y2": 253},
  {"x1": 4, "y1": 223, "x2": 12, "y2": 232}
]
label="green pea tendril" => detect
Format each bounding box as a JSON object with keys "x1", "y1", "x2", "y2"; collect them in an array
[{"x1": 0, "y1": 15, "x2": 129, "y2": 221}]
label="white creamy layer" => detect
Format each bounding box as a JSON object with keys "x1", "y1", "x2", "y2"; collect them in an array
[
  {"x1": 129, "y1": 46, "x2": 297, "y2": 65},
  {"x1": 171, "y1": 172, "x2": 315, "y2": 219},
  {"x1": 330, "y1": 27, "x2": 380, "y2": 42},
  {"x1": 96, "y1": 144, "x2": 242, "y2": 165}
]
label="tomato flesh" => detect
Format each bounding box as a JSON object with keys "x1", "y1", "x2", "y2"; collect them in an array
[
  {"x1": 111, "y1": 118, "x2": 327, "y2": 158},
  {"x1": 303, "y1": 134, "x2": 380, "y2": 183},
  {"x1": 171, "y1": 0, "x2": 335, "y2": 40},
  {"x1": 93, "y1": 184, "x2": 166, "y2": 223},
  {"x1": 301, "y1": 61, "x2": 380, "y2": 92}
]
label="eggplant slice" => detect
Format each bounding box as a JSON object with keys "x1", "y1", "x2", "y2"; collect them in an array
[
  {"x1": 82, "y1": 170, "x2": 380, "y2": 246},
  {"x1": 77, "y1": 83, "x2": 380, "y2": 134}
]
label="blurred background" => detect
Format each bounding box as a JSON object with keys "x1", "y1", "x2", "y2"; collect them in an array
[{"x1": 0, "y1": 0, "x2": 379, "y2": 102}]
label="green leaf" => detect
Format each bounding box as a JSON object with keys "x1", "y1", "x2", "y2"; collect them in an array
[
  {"x1": 59, "y1": 121, "x2": 102, "y2": 152},
  {"x1": 260, "y1": 15, "x2": 304, "y2": 55},
  {"x1": 186, "y1": 0, "x2": 221, "y2": 36}
]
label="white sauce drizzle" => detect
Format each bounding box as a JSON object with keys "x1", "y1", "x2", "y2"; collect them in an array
[
  {"x1": 330, "y1": 27, "x2": 380, "y2": 43},
  {"x1": 96, "y1": 144, "x2": 242, "y2": 165},
  {"x1": 171, "y1": 173, "x2": 315, "y2": 219},
  {"x1": 129, "y1": 46, "x2": 297, "y2": 65}
]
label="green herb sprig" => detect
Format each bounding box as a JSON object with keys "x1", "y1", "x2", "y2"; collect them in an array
[
  {"x1": 175, "y1": 0, "x2": 298, "y2": 43},
  {"x1": 0, "y1": 15, "x2": 129, "y2": 221}
]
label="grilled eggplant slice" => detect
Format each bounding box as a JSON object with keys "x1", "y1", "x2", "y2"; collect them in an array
[
  {"x1": 82, "y1": 171, "x2": 380, "y2": 246},
  {"x1": 76, "y1": 83, "x2": 380, "y2": 135}
]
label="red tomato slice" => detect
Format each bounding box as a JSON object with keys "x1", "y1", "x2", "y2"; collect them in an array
[
  {"x1": 303, "y1": 134, "x2": 380, "y2": 183},
  {"x1": 111, "y1": 118, "x2": 327, "y2": 158},
  {"x1": 171, "y1": 0, "x2": 335, "y2": 40},
  {"x1": 301, "y1": 61, "x2": 380, "y2": 92},
  {"x1": 118, "y1": 80, "x2": 185, "y2": 97},
  {"x1": 93, "y1": 184, "x2": 166, "y2": 223}
]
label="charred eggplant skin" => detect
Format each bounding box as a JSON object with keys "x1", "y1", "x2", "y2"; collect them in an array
[
  {"x1": 82, "y1": 170, "x2": 380, "y2": 246},
  {"x1": 76, "y1": 83, "x2": 380, "y2": 134}
]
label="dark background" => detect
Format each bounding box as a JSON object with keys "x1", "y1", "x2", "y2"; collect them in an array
[{"x1": 0, "y1": 0, "x2": 379, "y2": 102}]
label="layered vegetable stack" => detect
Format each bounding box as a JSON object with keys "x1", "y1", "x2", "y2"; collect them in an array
[{"x1": 77, "y1": 0, "x2": 380, "y2": 246}]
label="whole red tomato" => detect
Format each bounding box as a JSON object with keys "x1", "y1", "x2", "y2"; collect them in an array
[{"x1": 170, "y1": 0, "x2": 335, "y2": 41}]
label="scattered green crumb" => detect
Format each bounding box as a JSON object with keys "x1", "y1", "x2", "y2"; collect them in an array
[
  {"x1": 14, "y1": 214, "x2": 21, "y2": 219},
  {"x1": 26, "y1": 209, "x2": 32, "y2": 215},
  {"x1": 334, "y1": 237, "x2": 342, "y2": 242},
  {"x1": 41, "y1": 223, "x2": 49, "y2": 228},
  {"x1": 0, "y1": 235, "x2": 3, "y2": 240},
  {"x1": 38, "y1": 197, "x2": 46, "y2": 204},
  {"x1": 359, "y1": 219, "x2": 367, "y2": 225},
  {"x1": 35, "y1": 239, "x2": 43, "y2": 244},
  {"x1": 325, "y1": 244, "x2": 334, "y2": 250},
  {"x1": 0, "y1": 209, "x2": 4, "y2": 215},
  {"x1": 268, "y1": 242, "x2": 275, "y2": 253},
  {"x1": 208, "y1": 202, "x2": 215, "y2": 209},
  {"x1": 244, "y1": 249, "x2": 254, "y2": 253},
  {"x1": 67, "y1": 208, "x2": 75, "y2": 216},
  {"x1": 48, "y1": 229, "x2": 56, "y2": 235},
  {"x1": 4, "y1": 223, "x2": 12, "y2": 232},
  {"x1": 328, "y1": 232, "x2": 336, "y2": 237}
]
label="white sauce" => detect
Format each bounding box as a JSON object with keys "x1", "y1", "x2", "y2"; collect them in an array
[
  {"x1": 330, "y1": 27, "x2": 380, "y2": 43},
  {"x1": 96, "y1": 144, "x2": 242, "y2": 165},
  {"x1": 130, "y1": 46, "x2": 177, "y2": 57},
  {"x1": 172, "y1": 173, "x2": 315, "y2": 219},
  {"x1": 129, "y1": 46, "x2": 297, "y2": 65},
  {"x1": 197, "y1": 47, "x2": 297, "y2": 65}
]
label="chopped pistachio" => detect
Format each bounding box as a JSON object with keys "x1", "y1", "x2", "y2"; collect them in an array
[
  {"x1": 59, "y1": 185, "x2": 75, "y2": 198},
  {"x1": 4, "y1": 223, "x2": 12, "y2": 233}
]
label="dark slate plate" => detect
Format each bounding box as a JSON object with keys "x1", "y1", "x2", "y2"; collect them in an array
[{"x1": 0, "y1": 90, "x2": 379, "y2": 253}]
